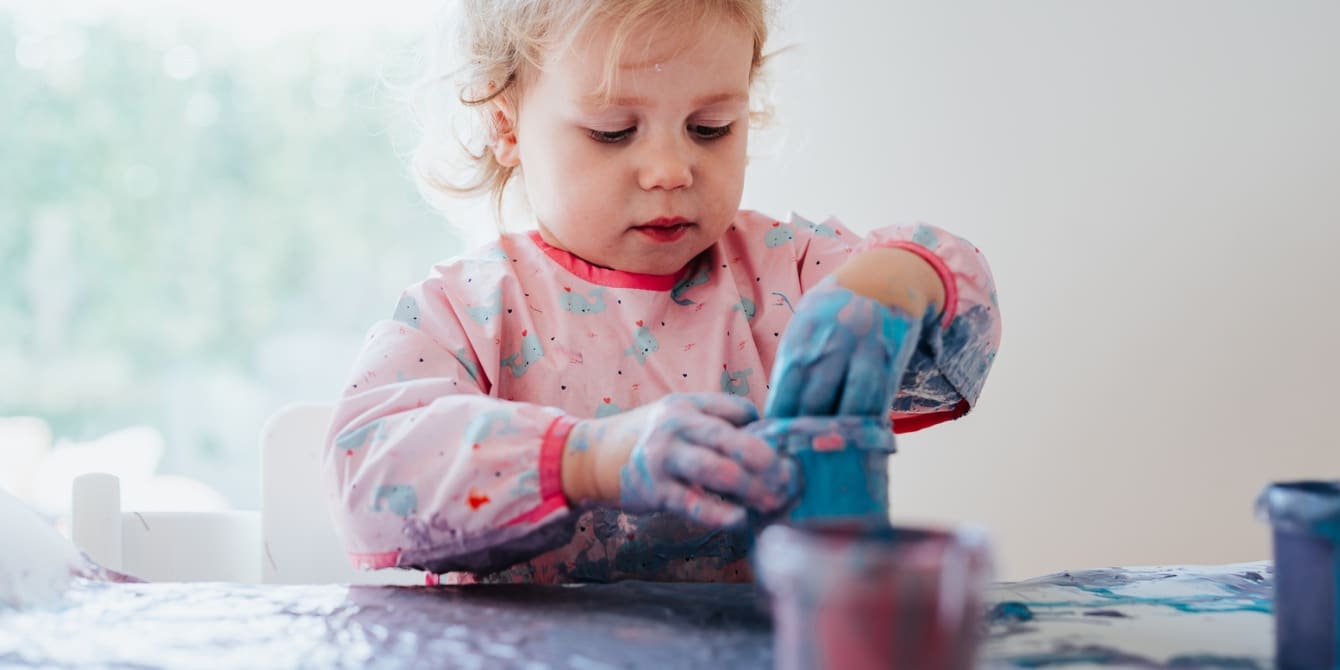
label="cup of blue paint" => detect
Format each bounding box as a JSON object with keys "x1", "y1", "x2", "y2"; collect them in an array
[
  {"x1": 1255, "y1": 480, "x2": 1340, "y2": 670},
  {"x1": 745, "y1": 416, "x2": 894, "y2": 528},
  {"x1": 755, "y1": 523, "x2": 992, "y2": 670}
]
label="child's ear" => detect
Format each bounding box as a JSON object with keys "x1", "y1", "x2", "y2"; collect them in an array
[{"x1": 488, "y1": 97, "x2": 521, "y2": 168}]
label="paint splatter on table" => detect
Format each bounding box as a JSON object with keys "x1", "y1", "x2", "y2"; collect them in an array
[
  {"x1": 983, "y1": 561, "x2": 1273, "y2": 668},
  {"x1": 0, "y1": 562, "x2": 1272, "y2": 669}
]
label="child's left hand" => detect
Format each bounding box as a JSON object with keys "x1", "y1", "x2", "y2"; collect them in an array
[{"x1": 765, "y1": 279, "x2": 923, "y2": 419}]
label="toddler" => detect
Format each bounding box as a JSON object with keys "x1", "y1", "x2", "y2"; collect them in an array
[{"x1": 325, "y1": 0, "x2": 1001, "y2": 584}]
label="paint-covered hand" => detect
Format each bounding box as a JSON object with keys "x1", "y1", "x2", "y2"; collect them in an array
[
  {"x1": 765, "y1": 278, "x2": 924, "y2": 418},
  {"x1": 566, "y1": 393, "x2": 798, "y2": 528}
]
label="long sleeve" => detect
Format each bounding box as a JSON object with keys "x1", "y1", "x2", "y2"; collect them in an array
[
  {"x1": 789, "y1": 214, "x2": 1002, "y2": 432},
  {"x1": 322, "y1": 271, "x2": 578, "y2": 575}
]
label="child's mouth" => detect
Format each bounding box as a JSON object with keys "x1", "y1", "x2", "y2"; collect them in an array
[{"x1": 634, "y1": 218, "x2": 694, "y2": 242}]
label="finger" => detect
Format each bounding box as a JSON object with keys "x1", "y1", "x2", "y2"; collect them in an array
[
  {"x1": 796, "y1": 350, "x2": 845, "y2": 416},
  {"x1": 662, "y1": 482, "x2": 748, "y2": 528},
  {"x1": 664, "y1": 445, "x2": 792, "y2": 512},
  {"x1": 679, "y1": 415, "x2": 779, "y2": 473},
  {"x1": 677, "y1": 392, "x2": 760, "y2": 426},
  {"x1": 836, "y1": 330, "x2": 893, "y2": 415},
  {"x1": 768, "y1": 320, "x2": 849, "y2": 417},
  {"x1": 764, "y1": 362, "x2": 805, "y2": 418},
  {"x1": 880, "y1": 305, "x2": 923, "y2": 385},
  {"x1": 681, "y1": 419, "x2": 799, "y2": 505},
  {"x1": 765, "y1": 311, "x2": 832, "y2": 417}
]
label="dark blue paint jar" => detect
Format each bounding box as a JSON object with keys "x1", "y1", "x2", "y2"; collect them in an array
[{"x1": 1256, "y1": 480, "x2": 1340, "y2": 670}]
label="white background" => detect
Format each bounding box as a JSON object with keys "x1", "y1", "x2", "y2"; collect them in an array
[{"x1": 745, "y1": 1, "x2": 1339, "y2": 579}]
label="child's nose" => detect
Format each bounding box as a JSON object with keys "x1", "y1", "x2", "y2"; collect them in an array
[{"x1": 636, "y1": 133, "x2": 694, "y2": 191}]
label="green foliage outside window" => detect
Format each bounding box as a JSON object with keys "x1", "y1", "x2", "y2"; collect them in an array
[{"x1": 1, "y1": 11, "x2": 462, "y2": 507}]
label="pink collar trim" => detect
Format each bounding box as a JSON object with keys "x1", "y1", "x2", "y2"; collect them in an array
[{"x1": 527, "y1": 230, "x2": 688, "y2": 290}]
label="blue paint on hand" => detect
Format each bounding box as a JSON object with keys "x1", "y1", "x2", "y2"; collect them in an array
[
  {"x1": 589, "y1": 393, "x2": 798, "y2": 529},
  {"x1": 764, "y1": 279, "x2": 922, "y2": 419}
]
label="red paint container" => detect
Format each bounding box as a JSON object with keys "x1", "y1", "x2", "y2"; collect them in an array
[{"x1": 755, "y1": 524, "x2": 993, "y2": 670}]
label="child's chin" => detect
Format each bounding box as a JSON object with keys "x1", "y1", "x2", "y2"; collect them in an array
[
  {"x1": 618, "y1": 241, "x2": 705, "y2": 275},
  {"x1": 621, "y1": 253, "x2": 695, "y2": 275}
]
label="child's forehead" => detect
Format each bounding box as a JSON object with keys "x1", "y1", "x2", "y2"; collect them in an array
[{"x1": 543, "y1": 15, "x2": 753, "y2": 95}]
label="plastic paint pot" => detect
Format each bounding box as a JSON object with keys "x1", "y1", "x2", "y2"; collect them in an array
[
  {"x1": 746, "y1": 416, "x2": 895, "y2": 528},
  {"x1": 1256, "y1": 480, "x2": 1340, "y2": 670},
  {"x1": 755, "y1": 523, "x2": 993, "y2": 670}
]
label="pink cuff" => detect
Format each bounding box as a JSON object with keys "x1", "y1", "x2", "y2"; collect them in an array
[
  {"x1": 539, "y1": 413, "x2": 578, "y2": 504},
  {"x1": 878, "y1": 241, "x2": 959, "y2": 328},
  {"x1": 349, "y1": 550, "x2": 400, "y2": 570},
  {"x1": 501, "y1": 414, "x2": 576, "y2": 528},
  {"x1": 890, "y1": 400, "x2": 971, "y2": 434}
]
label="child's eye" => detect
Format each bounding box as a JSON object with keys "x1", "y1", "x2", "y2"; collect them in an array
[
  {"x1": 589, "y1": 127, "x2": 635, "y2": 144},
  {"x1": 690, "y1": 123, "x2": 733, "y2": 140}
]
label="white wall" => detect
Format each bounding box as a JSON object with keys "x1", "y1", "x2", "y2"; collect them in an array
[{"x1": 743, "y1": 1, "x2": 1340, "y2": 580}]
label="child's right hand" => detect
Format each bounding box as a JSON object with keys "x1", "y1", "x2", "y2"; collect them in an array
[
  {"x1": 561, "y1": 393, "x2": 797, "y2": 528},
  {"x1": 765, "y1": 278, "x2": 923, "y2": 419}
]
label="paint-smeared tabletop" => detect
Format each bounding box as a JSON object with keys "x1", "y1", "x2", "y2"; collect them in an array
[
  {"x1": 982, "y1": 562, "x2": 1273, "y2": 668},
  {"x1": 0, "y1": 562, "x2": 1273, "y2": 669}
]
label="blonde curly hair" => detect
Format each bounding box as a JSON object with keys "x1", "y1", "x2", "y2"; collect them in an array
[{"x1": 408, "y1": 0, "x2": 776, "y2": 226}]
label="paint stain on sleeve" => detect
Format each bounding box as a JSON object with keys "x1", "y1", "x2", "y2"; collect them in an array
[{"x1": 467, "y1": 490, "x2": 491, "y2": 509}]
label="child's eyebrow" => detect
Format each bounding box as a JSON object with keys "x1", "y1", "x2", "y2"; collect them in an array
[{"x1": 580, "y1": 90, "x2": 748, "y2": 109}]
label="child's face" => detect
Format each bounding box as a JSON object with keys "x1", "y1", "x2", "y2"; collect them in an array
[{"x1": 500, "y1": 16, "x2": 753, "y2": 275}]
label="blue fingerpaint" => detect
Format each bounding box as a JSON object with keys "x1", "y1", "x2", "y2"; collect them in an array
[
  {"x1": 770, "y1": 291, "x2": 795, "y2": 313},
  {"x1": 937, "y1": 304, "x2": 997, "y2": 405},
  {"x1": 594, "y1": 400, "x2": 622, "y2": 418},
  {"x1": 1166, "y1": 655, "x2": 1263, "y2": 668},
  {"x1": 787, "y1": 450, "x2": 889, "y2": 526},
  {"x1": 747, "y1": 416, "x2": 894, "y2": 527},
  {"x1": 764, "y1": 280, "x2": 922, "y2": 418},
  {"x1": 1016, "y1": 564, "x2": 1273, "y2": 614},
  {"x1": 1005, "y1": 648, "x2": 1264, "y2": 669},
  {"x1": 392, "y1": 294, "x2": 420, "y2": 328},
  {"x1": 990, "y1": 601, "x2": 1035, "y2": 623},
  {"x1": 671, "y1": 266, "x2": 710, "y2": 306},
  {"x1": 1002, "y1": 646, "x2": 1158, "y2": 668},
  {"x1": 619, "y1": 450, "x2": 657, "y2": 509}
]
